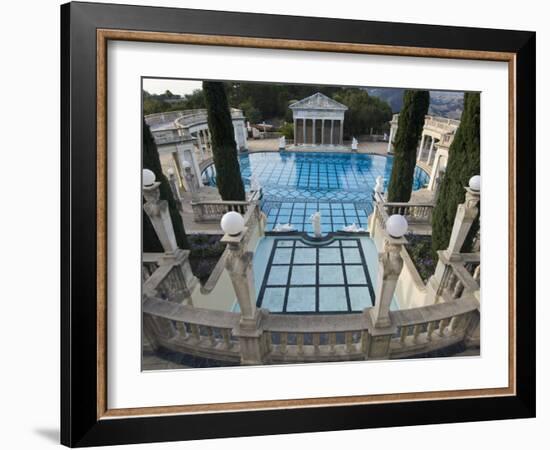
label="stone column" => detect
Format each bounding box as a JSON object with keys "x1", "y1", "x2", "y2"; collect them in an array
[
  {"x1": 446, "y1": 187, "x2": 480, "y2": 254},
  {"x1": 427, "y1": 138, "x2": 436, "y2": 165},
  {"x1": 312, "y1": 118, "x2": 316, "y2": 146},
  {"x1": 293, "y1": 118, "x2": 297, "y2": 145},
  {"x1": 369, "y1": 235, "x2": 406, "y2": 328},
  {"x1": 143, "y1": 181, "x2": 178, "y2": 255},
  {"x1": 330, "y1": 120, "x2": 334, "y2": 145},
  {"x1": 425, "y1": 186, "x2": 480, "y2": 304},
  {"x1": 221, "y1": 229, "x2": 266, "y2": 365},
  {"x1": 167, "y1": 169, "x2": 182, "y2": 202},
  {"x1": 196, "y1": 132, "x2": 205, "y2": 160},
  {"x1": 321, "y1": 119, "x2": 325, "y2": 145},
  {"x1": 418, "y1": 134, "x2": 426, "y2": 161},
  {"x1": 340, "y1": 120, "x2": 344, "y2": 145},
  {"x1": 387, "y1": 127, "x2": 394, "y2": 153},
  {"x1": 365, "y1": 234, "x2": 405, "y2": 359}
]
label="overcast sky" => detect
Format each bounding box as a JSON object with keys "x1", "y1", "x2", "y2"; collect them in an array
[{"x1": 143, "y1": 78, "x2": 203, "y2": 96}]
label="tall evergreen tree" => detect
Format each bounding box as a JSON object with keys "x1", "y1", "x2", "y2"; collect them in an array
[
  {"x1": 202, "y1": 81, "x2": 246, "y2": 201},
  {"x1": 431, "y1": 92, "x2": 480, "y2": 255},
  {"x1": 142, "y1": 121, "x2": 189, "y2": 251},
  {"x1": 387, "y1": 90, "x2": 430, "y2": 202}
]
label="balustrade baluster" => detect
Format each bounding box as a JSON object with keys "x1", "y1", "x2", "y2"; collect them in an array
[
  {"x1": 265, "y1": 331, "x2": 272, "y2": 352},
  {"x1": 400, "y1": 326, "x2": 408, "y2": 344},
  {"x1": 329, "y1": 333, "x2": 336, "y2": 354},
  {"x1": 473, "y1": 265, "x2": 481, "y2": 282},
  {"x1": 452, "y1": 280, "x2": 464, "y2": 299},
  {"x1": 176, "y1": 322, "x2": 188, "y2": 340},
  {"x1": 361, "y1": 330, "x2": 368, "y2": 353},
  {"x1": 190, "y1": 323, "x2": 200, "y2": 342},
  {"x1": 297, "y1": 333, "x2": 304, "y2": 355},
  {"x1": 313, "y1": 333, "x2": 320, "y2": 354},
  {"x1": 206, "y1": 326, "x2": 216, "y2": 346},
  {"x1": 280, "y1": 332, "x2": 288, "y2": 354},
  {"x1": 345, "y1": 332, "x2": 353, "y2": 353},
  {"x1": 222, "y1": 328, "x2": 232, "y2": 349},
  {"x1": 412, "y1": 324, "x2": 421, "y2": 342},
  {"x1": 438, "y1": 319, "x2": 449, "y2": 337},
  {"x1": 427, "y1": 321, "x2": 436, "y2": 340},
  {"x1": 449, "y1": 315, "x2": 461, "y2": 334}
]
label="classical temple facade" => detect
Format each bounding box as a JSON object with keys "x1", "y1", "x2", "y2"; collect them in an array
[
  {"x1": 387, "y1": 113, "x2": 461, "y2": 193},
  {"x1": 144, "y1": 108, "x2": 248, "y2": 191},
  {"x1": 289, "y1": 93, "x2": 348, "y2": 146}
]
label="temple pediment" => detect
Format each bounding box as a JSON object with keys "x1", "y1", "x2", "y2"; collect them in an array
[{"x1": 289, "y1": 92, "x2": 348, "y2": 111}]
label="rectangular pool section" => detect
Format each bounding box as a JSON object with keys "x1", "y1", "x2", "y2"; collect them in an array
[
  {"x1": 257, "y1": 237, "x2": 376, "y2": 314},
  {"x1": 202, "y1": 151, "x2": 429, "y2": 234}
]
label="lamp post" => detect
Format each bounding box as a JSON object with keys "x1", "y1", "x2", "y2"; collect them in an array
[
  {"x1": 142, "y1": 169, "x2": 197, "y2": 298},
  {"x1": 426, "y1": 175, "x2": 481, "y2": 304},
  {"x1": 445, "y1": 175, "x2": 481, "y2": 256},
  {"x1": 142, "y1": 169, "x2": 178, "y2": 255},
  {"x1": 220, "y1": 211, "x2": 266, "y2": 364},
  {"x1": 166, "y1": 167, "x2": 182, "y2": 202},
  {"x1": 369, "y1": 214, "x2": 408, "y2": 328},
  {"x1": 365, "y1": 214, "x2": 407, "y2": 359}
]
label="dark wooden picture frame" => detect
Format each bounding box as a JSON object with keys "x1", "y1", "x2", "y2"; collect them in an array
[{"x1": 61, "y1": 1, "x2": 535, "y2": 447}]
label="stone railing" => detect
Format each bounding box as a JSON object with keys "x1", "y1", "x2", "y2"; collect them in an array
[
  {"x1": 439, "y1": 253, "x2": 480, "y2": 302},
  {"x1": 142, "y1": 291, "x2": 479, "y2": 364},
  {"x1": 389, "y1": 293, "x2": 479, "y2": 358},
  {"x1": 174, "y1": 108, "x2": 245, "y2": 129},
  {"x1": 374, "y1": 192, "x2": 434, "y2": 225},
  {"x1": 143, "y1": 257, "x2": 195, "y2": 304},
  {"x1": 143, "y1": 296, "x2": 242, "y2": 363},
  {"x1": 191, "y1": 189, "x2": 262, "y2": 223},
  {"x1": 262, "y1": 313, "x2": 369, "y2": 363}
]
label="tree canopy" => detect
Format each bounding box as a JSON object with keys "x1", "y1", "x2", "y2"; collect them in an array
[
  {"x1": 386, "y1": 90, "x2": 430, "y2": 202},
  {"x1": 142, "y1": 121, "x2": 189, "y2": 251},
  {"x1": 431, "y1": 92, "x2": 480, "y2": 255},
  {"x1": 143, "y1": 84, "x2": 392, "y2": 136},
  {"x1": 202, "y1": 81, "x2": 246, "y2": 201}
]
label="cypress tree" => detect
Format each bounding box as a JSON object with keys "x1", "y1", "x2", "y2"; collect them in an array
[
  {"x1": 142, "y1": 120, "x2": 190, "y2": 252},
  {"x1": 387, "y1": 90, "x2": 430, "y2": 202},
  {"x1": 202, "y1": 81, "x2": 246, "y2": 201},
  {"x1": 431, "y1": 92, "x2": 480, "y2": 255}
]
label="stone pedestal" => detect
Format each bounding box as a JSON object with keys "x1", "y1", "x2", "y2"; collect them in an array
[
  {"x1": 369, "y1": 235, "x2": 406, "y2": 328},
  {"x1": 143, "y1": 182, "x2": 178, "y2": 254},
  {"x1": 426, "y1": 187, "x2": 480, "y2": 304},
  {"x1": 222, "y1": 228, "x2": 268, "y2": 365}
]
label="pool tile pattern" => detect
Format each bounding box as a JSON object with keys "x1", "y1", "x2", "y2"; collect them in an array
[
  {"x1": 203, "y1": 152, "x2": 429, "y2": 234},
  {"x1": 257, "y1": 237, "x2": 375, "y2": 314}
]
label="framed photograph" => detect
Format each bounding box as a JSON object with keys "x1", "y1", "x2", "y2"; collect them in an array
[{"x1": 61, "y1": 1, "x2": 535, "y2": 447}]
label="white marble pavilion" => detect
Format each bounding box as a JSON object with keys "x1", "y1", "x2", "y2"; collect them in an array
[{"x1": 289, "y1": 93, "x2": 348, "y2": 146}]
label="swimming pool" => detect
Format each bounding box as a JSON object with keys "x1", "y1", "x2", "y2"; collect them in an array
[{"x1": 203, "y1": 151, "x2": 429, "y2": 233}]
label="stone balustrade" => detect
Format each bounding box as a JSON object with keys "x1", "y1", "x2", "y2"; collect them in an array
[
  {"x1": 191, "y1": 189, "x2": 262, "y2": 223},
  {"x1": 142, "y1": 286, "x2": 479, "y2": 364},
  {"x1": 373, "y1": 192, "x2": 434, "y2": 226}
]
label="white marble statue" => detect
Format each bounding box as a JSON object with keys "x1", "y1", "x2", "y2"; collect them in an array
[
  {"x1": 273, "y1": 223, "x2": 296, "y2": 232},
  {"x1": 250, "y1": 174, "x2": 262, "y2": 192},
  {"x1": 279, "y1": 135, "x2": 286, "y2": 150},
  {"x1": 351, "y1": 137, "x2": 358, "y2": 151},
  {"x1": 374, "y1": 176, "x2": 384, "y2": 195},
  {"x1": 342, "y1": 223, "x2": 366, "y2": 233},
  {"x1": 309, "y1": 211, "x2": 322, "y2": 238}
]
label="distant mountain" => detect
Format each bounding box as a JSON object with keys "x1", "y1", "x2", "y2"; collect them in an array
[{"x1": 366, "y1": 88, "x2": 464, "y2": 120}]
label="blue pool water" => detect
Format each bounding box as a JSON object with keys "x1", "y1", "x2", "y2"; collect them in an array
[{"x1": 203, "y1": 151, "x2": 429, "y2": 233}]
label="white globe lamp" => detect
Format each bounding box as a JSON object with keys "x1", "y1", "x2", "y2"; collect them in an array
[
  {"x1": 167, "y1": 167, "x2": 175, "y2": 176},
  {"x1": 142, "y1": 169, "x2": 156, "y2": 187},
  {"x1": 386, "y1": 214, "x2": 408, "y2": 238},
  {"x1": 182, "y1": 160, "x2": 192, "y2": 171},
  {"x1": 221, "y1": 211, "x2": 245, "y2": 236},
  {"x1": 469, "y1": 175, "x2": 481, "y2": 192}
]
